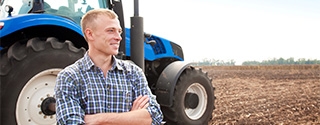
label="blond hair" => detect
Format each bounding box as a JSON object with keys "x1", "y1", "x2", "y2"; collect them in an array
[{"x1": 80, "y1": 9, "x2": 119, "y2": 40}]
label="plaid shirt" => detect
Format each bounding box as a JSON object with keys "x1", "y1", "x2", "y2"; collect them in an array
[{"x1": 55, "y1": 53, "x2": 163, "y2": 125}]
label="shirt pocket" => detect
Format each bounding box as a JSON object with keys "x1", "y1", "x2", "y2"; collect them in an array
[{"x1": 115, "y1": 78, "x2": 134, "y2": 112}]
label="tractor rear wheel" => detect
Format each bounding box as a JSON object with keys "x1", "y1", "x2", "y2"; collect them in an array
[
  {"x1": 162, "y1": 67, "x2": 215, "y2": 125},
  {"x1": 0, "y1": 37, "x2": 85, "y2": 125}
]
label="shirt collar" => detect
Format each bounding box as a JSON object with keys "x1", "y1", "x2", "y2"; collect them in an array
[
  {"x1": 112, "y1": 57, "x2": 125, "y2": 71},
  {"x1": 82, "y1": 52, "x2": 124, "y2": 71}
]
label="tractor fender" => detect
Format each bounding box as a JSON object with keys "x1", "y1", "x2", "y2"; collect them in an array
[
  {"x1": 0, "y1": 14, "x2": 82, "y2": 38},
  {"x1": 155, "y1": 61, "x2": 192, "y2": 107}
]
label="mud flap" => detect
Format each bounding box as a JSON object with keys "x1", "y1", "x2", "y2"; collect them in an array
[{"x1": 155, "y1": 61, "x2": 191, "y2": 107}]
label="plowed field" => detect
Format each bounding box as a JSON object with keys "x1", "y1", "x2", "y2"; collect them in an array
[{"x1": 204, "y1": 65, "x2": 320, "y2": 125}]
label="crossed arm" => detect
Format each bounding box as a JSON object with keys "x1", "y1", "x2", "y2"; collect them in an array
[{"x1": 84, "y1": 95, "x2": 152, "y2": 125}]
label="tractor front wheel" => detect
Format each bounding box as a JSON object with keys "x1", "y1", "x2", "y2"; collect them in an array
[{"x1": 162, "y1": 67, "x2": 215, "y2": 125}]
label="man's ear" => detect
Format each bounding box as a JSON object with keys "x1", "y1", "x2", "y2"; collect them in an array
[{"x1": 85, "y1": 28, "x2": 94, "y2": 41}]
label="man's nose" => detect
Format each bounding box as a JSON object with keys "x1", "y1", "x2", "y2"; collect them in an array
[{"x1": 115, "y1": 32, "x2": 122, "y2": 41}]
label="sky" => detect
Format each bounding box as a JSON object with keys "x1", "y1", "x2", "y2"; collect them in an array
[{"x1": 122, "y1": 0, "x2": 320, "y2": 65}]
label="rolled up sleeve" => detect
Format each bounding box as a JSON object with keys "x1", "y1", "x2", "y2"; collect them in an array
[
  {"x1": 134, "y1": 68, "x2": 164, "y2": 125},
  {"x1": 147, "y1": 94, "x2": 164, "y2": 125},
  {"x1": 55, "y1": 70, "x2": 85, "y2": 125}
]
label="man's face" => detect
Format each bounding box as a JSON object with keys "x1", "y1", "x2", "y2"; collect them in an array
[{"x1": 88, "y1": 15, "x2": 122, "y2": 56}]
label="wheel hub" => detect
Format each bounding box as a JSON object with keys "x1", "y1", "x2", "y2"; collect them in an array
[
  {"x1": 184, "y1": 83, "x2": 208, "y2": 120},
  {"x1": 185, "y1": 93, "x2": 199, "y2": 109},
  {"x1": 41, "y1": 97, "x2": 56, "y2": 115}
]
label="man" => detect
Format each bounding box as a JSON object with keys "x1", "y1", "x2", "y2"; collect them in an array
[{"x1": 55, "y1": 8, "x2": 163, "y2": 125}]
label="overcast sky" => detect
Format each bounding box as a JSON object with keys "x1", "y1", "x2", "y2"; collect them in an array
[{"x1": 122, "y1": 0, "x2": 320, "y2": 65}]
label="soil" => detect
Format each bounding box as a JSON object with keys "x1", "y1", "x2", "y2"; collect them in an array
[{"x1": 204, "y1": 65, "x2": 320, "y2": 125}]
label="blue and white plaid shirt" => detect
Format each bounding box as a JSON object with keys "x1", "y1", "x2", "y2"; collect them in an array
[{"x1": 55, "y1": 53, "x2": 163, "y2": 125}]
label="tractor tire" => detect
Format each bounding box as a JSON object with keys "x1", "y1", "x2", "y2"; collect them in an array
[
  {"x1": 0, "y1": 37, "x2": 85, "y2": 125},
  {"x1": 162, "y1": 67, "x2": 215, "y2": 125}
]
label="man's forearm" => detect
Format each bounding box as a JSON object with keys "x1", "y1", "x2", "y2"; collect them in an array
[{"x1": 84, "y1": 109, "x2": 152, "y2": 125}]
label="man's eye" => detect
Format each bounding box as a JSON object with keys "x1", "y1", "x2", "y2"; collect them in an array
[{"x1": 107, "y1": 29, "x2": 115, "y2": 33}]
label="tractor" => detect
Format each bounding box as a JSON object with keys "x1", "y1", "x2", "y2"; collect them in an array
[{"x1": 0, "y1": 0, "x2": 215, "y2": 124}]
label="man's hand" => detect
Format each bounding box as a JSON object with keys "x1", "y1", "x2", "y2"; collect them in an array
[{"x1": 131, "y1": 95, "x2": 149, "y2": 111}]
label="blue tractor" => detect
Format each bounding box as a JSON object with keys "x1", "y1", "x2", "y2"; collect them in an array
[{"x1": 0, "y1": 0, "x2": 215, "y2": 124}]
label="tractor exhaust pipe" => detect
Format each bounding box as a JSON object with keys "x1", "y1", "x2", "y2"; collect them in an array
[{"x1": 130, "y1": 0, "x2": 144, "y2": 71}]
